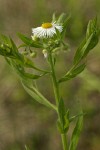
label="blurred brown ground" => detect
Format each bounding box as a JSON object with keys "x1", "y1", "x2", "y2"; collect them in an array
[{"x1": 0, "y1": 0, "x2": 100, "y2": 150}]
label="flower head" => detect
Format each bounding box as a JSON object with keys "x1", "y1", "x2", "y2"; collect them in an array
[{"x1": 32, "y1": 22, "x2": 63, "y2": 38}]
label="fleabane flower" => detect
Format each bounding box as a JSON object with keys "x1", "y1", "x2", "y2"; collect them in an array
[{"x1": 32, "y1": 22, "x2": 63, "y2": 38}]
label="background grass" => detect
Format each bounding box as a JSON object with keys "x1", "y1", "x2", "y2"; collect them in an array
[{"x1": 0, "y1": 0, "x2": 100, "y2": 150}]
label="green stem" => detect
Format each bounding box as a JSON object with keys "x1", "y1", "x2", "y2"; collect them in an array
[
  {"x1": 61, "y1": 134, "x2": 68, "y2": 150},
  {"x1": 48, "y1": 53, "x2": 59, "y2": 105},
  {"x1": 49, "y1": 52, "x2": 68, "y2": 150}
]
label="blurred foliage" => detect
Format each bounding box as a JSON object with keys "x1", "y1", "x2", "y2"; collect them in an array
[{"x1": 0, "y1": 0, "x2": 100, "y2": 150}]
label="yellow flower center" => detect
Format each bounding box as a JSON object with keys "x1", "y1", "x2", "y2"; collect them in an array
[{"x1": 42, "y1": 23, "x2": 52, "y2": 28}]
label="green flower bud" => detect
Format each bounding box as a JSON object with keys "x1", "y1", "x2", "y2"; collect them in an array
[
  {"x1": 42, "y1": 49, "x2": 48, "y2": 58},
  {"x1": 55, "y1": 40, "x2": 60, "y2": 45},
  {"x1": 31, "y1": 35, "x2": 38, "y2": 41},
  {"x1": 0, "y1": 44, "x2": 4, "y2": 48},
  {"x1": 1, "y1": 44, "x2": 11, "y2": 53},
  {"x1": 30, "y1": 52, "x2": 37, "y2": 58}
]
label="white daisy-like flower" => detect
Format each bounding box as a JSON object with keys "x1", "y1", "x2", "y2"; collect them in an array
[{"x1": 32, "y1": 22, "x2": 63, "y2": 38}]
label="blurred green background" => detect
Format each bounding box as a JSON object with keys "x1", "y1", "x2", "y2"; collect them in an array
[{"x1": 0, "y1": 0, "x2": 100, "y2": 150}]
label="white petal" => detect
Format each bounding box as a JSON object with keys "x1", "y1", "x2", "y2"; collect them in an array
[{"x1": 32, "y1": 23, "x2": 63, "y2": 38}]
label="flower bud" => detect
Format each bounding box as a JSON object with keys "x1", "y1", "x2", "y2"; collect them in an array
[
  {"x1": 1, "y1": 44, "x2": 11, "y2": 53},
  {"x1": 30, "y1": 51, "x2": 37, "y2": 58},
  {"x1": 0, "y1": 44, "x2": 4, "y2": 48},
  {"x1": 31, "y1": 35, "x2": 38, "y2": 41},
  {"x1": 42, "y1": 49, "x2": 48, "y2": 58}
]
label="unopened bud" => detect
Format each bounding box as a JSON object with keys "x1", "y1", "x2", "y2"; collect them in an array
[
  {"x1": 42, "y1": 49, "x2": 48, "y2": 58},
  {"x1": 55, "y1": 40, "x2": 60, "y2": 45},
  {"x1": 31, "y1": 35, "x2": 38, "y2": 41},
  {"x1": 1, "y1": 44, "x2": 11, "y2": 53},
  {"x1": 30, "y1": 51, "x2": 37, "y2": 58},
  {"x1": 1, "y1": 44, "x2": 4, "y2": 48}
]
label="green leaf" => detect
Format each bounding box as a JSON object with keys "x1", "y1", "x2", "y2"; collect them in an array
[
  {"x1": 22, "y1": 80, "x2": 57, "y2": 111},
  {"x1": 23, "y1": 57, "x2": 35, "y2": 68},
  {"x1": 18, "y1": 33, "x2": 43, "y2": 48},
  {"x1": 63, "y1": 14, "x2": 71, "y2": 28},
  {"x1": 0, "y1": 36, "x2": 24, "y2": 60},
  {"x1": 10, "y1": 38, "x2": 18, "y2": 53},
  {"x1": 52, "y1": 13, "x2": 56, "y2": 22},
  {"x1": 10, "y1": 38, "x2": 25, "y2": 61},
  {"x1": 5, "y1": 57, "x2": 11, "y2": 65},
  {"x1": 69, "y1": 113, "x2": 86, "y2": 122},
  {"x1": 57, "y1": 98, "x2": 69, "y2": 133},
  {"x1": 85, "y1": 17, "x2": 99, "y2": 56},
  {"x1": 74, "y1": 17, "x2": 99, "y2": 65},
  {"x1": 23, "y1": 72, "x2": 45, "y2": 79},
  {"x1": 86, "y1": 17, "x2": 98, "y2": 39},
  {"x1": 57, "y1": 13, "x2": 67, "y2": 24},
  {"x1": 61, "y1": 14, "x2": 71, "y2": 38},
  {"x1": 71, "y1": 64, "x2": 86, "y2": 76},
  {"x1": 25, "y1": 145, "x2": 30, "y2": 150},
  {"x1": 64, "y1": 110, "x2": 70, "y2": 132},
  {"x1": 23, "y1": 57, "x2": 50, "y2": 73},
  {"x1": 58, "y1": 98, "x2": 66, "y2": 127},
  {"x1": 59, "y1": 63, "x2": 86, "y2": 83},
  {"x1": 18, "y1": 43, "x2": 26, "y2": 49},
  {"x1": 0, "y1": 34, "x2": 11, "y2": 46},
  {"x1": 11, "y1": 60, "x2": 46, "y2": 80},
  {"x1": 69, "y1": 111, "x2": 83, "y2": 150},
  {"x1": 57, "y1": 120, "x2": 64, "y2": 133},
  {"x1": 73, "y1": 34, "x2": 93, "y2": 64},
  {"x1": 83, "y1": 33, "x2": 99, "y2": 57},
  {"x1": 55, "y1": 28, "x2": 61, "y2": 39},
  {"x1": 4, "y1": 57, "x2": 56, "y2": 110}
]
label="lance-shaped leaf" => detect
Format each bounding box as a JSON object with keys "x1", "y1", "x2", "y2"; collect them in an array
[
  {"x1": 74, "y1": 34, "x2": 93, "y2": 64},
  {"x1": 74, "y1": 18, "x2": 99, "y2": 65},
  {"x1": 52, "y1": 13, "x2": 56, "y2": 22},
  {"x1": 86, "y1": 17, "x2": 98, "y2": 39},
  {"x1": 57, "y1": 98, "x2": 69, "y2": 133},
  {"x1": 85, "y1": 17, "x2": 99, "y2": 54},
  {"x1": 69, "y1": 110, "x2": 83, "y2": 150},
  {"x1": 58, "y1": 98, "x2": 66, "y2": 127},
  {"x1": 4, "y1": 57, "x2": 56, "y2": 110},
  {"x1": 10, "y1": 38, "x2": 25, "y2": 61},
  {"x1": 25, "y1": 145, "x2": 30, "y2": 150},
  {"x1": 10, "y1": 60, "x2": 47, "y2": 80},
  {"x1": 69, "y1": 112, "x2": 86, "y2": 123},
  {"x1": 59, "y1": 63, "x2": 86, "y2": 83},
  {"x1": 0, "y1": 34, "x2": 11, "y2": 46},
  {"x1": 18, "y1": 33, "x2": 43, "y2": 48},
  {"x1": 61, "y1": 14, "x2": 71, "y2": 39},
  {"x1": 22, "y1": 57, "x2": 50, "y2": 73},
  {"x1": 57, "y1": 13, "x2": 67, "y2": 24},
  {"x1": 22, "y1": 80, "x2": 57, "y2": 111}
]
